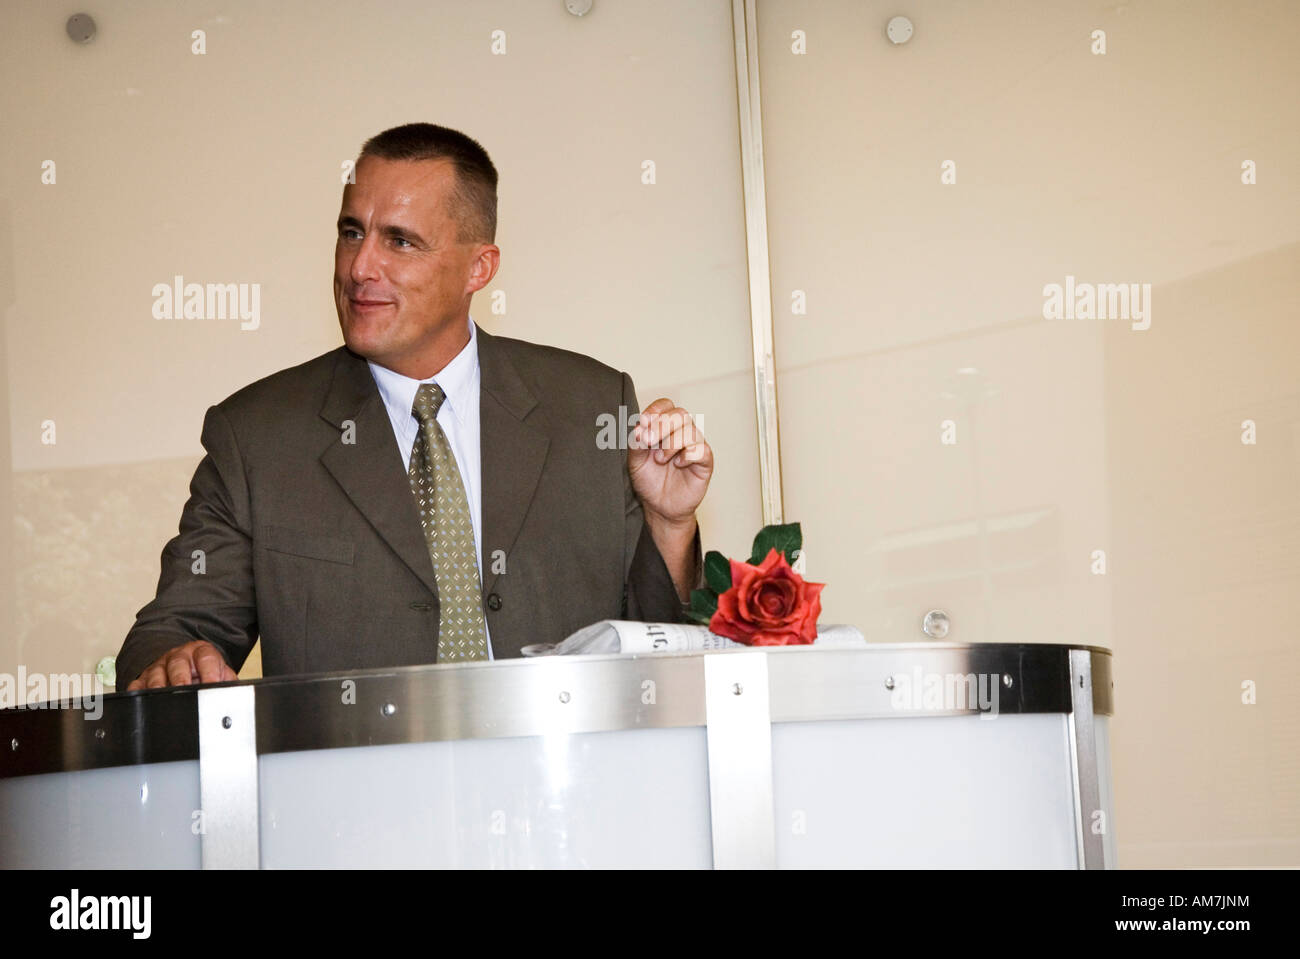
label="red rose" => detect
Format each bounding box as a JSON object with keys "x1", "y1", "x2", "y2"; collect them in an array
[{"x1": 709, "y1": 548, "x2": 826, "y2": 646}]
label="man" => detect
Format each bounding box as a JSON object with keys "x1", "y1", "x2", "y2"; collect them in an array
[{"x1": 116, "y1": 123, "x2": 712, "y2": 690}]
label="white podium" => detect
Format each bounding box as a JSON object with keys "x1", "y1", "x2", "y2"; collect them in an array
[{"x1": 0, "y1": 643, "x2": 1114, "y2": 868}]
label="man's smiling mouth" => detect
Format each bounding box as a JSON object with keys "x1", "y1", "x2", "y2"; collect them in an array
[{"x1": 349, "y1": 298, "x2": 394, "y2": 311}]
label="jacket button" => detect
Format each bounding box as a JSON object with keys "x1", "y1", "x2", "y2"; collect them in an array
[{"x1": 486, "y1": 593, "x2": 502, "y2": 611}]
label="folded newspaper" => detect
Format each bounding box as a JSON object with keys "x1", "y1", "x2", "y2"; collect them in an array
[{"x1": 520, "y1": 620, "x2": 866, "y2": 656}]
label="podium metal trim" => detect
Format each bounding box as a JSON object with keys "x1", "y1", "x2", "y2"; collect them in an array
[
  {"x1": 0, "y1": 644, "x2": 1113, "y2": 776},
  {"x1": 1, "y1": 643, "x2": 1114, "y2": 871}
]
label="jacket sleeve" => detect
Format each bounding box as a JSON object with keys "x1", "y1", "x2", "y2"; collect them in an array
[
  {"x1": 619, "y1": 372, "x2": 706, "y2": 624},
  {"x1": 114, "y1": 404, "x2": 258, "y2": 687}
]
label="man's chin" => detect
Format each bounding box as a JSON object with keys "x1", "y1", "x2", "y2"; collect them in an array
[
  {"x1": 339, "y1": 317, "x2": 384, "y2": 357},
  {"x1": 343, "y1": 336, "x2": 386, "y2": 362},
  {"x1": 338, "y1": 327, "x2": 380, "y2": 361}
]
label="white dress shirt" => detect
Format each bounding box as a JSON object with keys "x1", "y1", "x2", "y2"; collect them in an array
[{"x1": 367, "y1": 315, "x2": 493, "y2": 658}]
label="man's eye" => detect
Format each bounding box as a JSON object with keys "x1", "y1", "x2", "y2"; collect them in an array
[
  {"x1": 392, "y1": 236, "x2": 411, "y2": 248},
  {"x1": 340, "y1": 228, "x2": 361, "y2": 240}
]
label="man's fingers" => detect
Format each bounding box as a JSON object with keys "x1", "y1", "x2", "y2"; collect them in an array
[
  {"x1": 675, "y1": 442, "x2": 711, "y2": 466},
  {"x1": 642, "y1": 397, "x2": 675, "y2": 416},
  {"x1": 125, "y1": 641, "x2": 235, "y2": 692},
  {"x1": 193, "y1": 644, "x2": 233, "y2": 684},
  {"x1": 651, "y1": 418, "x2": 706, "y2": 452},
  {"x1": 164, "y1": 653, "x2": 195, "y2": 687},
  {"x1": 654, "y1": 441, "x2": 712, "y2": 467},
  {"x1": 635, "y1": 400, "x2": 686, "y2": 440},
  {"x1": 635, "y1": 406, "x2": 701, "y2": 448}
]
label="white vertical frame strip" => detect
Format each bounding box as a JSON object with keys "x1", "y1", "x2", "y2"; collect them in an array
[
  {"x1": 1067, "y1": 649, "x2": 1108, "y2": 869},
  {"x1": 704, "y1": 652, "x2": 777, "y2": 868},
  {"x1": 732, "y1": 0, "x2": 785, "y2": 525},
  {"x1": 198, "y1": 685, "x2": 260, "y2": 869}
]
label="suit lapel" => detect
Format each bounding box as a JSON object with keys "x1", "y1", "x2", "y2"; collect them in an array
[
  {"x1": 316, "y1": 328, "x2": 551, "y2": 613},
  {"x1": 318, "y1": 348, "x2": 441, "y2": 598},
  {"x1": 476, "y1": 324, "x2": 550, "y2": 600}
]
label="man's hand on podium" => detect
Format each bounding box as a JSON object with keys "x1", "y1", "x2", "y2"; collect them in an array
[{"x1": 126, "y1": 640, "x2": 238, "y2": 691}]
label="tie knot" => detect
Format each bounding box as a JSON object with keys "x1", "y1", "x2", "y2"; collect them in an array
[{"x1": 411, "y1": 382, "x2": 446, "y2": 423}]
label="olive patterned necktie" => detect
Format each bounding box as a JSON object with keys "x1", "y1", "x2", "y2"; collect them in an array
[{"x1": 408, "y1": 382, "x2": 489, "y2": 662}]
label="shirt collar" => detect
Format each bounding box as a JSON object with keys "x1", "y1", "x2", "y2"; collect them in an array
[{"x1": 367, "y1": 315, "x2": 479, "y2": 427}]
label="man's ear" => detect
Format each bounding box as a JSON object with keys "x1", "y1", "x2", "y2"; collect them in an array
[{"x1": 466, "y1": 244, "x2": 501, "y2": 296}]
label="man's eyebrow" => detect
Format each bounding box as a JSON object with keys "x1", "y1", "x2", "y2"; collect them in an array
[{"x1": 335, "y1": 215, "x2": 427, "y2": 247}]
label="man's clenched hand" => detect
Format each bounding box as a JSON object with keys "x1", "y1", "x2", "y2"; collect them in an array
[
  {"x1": 125, "y1": 640, "x2": 238, "y2": 691},
  {"x1": 628, "y1": 398, "x2": 713, "y2": 525}
]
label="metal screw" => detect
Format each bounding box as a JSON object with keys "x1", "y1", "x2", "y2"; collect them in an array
[
  {"x1": 94, "y1": 728, "x2": 106, "y2": 740},
  {"x1": 9, "y1": 738, "x2": 16, "y2": 751},
  {"x1": 221, "y1": 716, "x2": 232, "y2": 729},
  {"x1": 1002, "y1": 674, "x2": 1013, "y2": 688},
  {"x1": 884, "y1": 676, "x2": 895, "y2": 690},
  {"x1": 732, "y1": 683, "x2": 743, "y2": 696},
  {"x1": 558, "y1": 691, "x2": 571, "y2": 704},
  {"x1": 381, "y1": 703, "x2": 397, "y2": 717}
]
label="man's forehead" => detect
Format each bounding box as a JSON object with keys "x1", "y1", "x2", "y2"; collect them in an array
[{"x1": 343, "y1": 157, "x2": 454, "y2": 215}]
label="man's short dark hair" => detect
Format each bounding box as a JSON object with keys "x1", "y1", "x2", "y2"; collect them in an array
[{"x1": 358, "y1": 123, "x2": 498, "y2": 245}]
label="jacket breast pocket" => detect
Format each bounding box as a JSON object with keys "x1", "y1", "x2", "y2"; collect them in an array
[{"x1": 258, "y1": 524, "x2": 355, "y2": 566}]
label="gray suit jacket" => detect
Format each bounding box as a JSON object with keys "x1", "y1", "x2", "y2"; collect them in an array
[{"x1": 115, "y1": 323, "x2": 702, "y2": 686}]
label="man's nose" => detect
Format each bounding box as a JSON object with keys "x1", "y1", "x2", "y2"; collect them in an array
[{"x1": 349, "y1": 233, "x2": 382, "y2": 285}]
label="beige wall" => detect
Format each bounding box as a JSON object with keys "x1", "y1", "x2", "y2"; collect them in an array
[
  {"x1": 0, "y1": 0, "x2": 762, "y2": 678},
  {"x1": 1, "y1": 0, "x2": 1296, "y2": 868},
  {"x1": 758, "y1": 0, "x2": 1298, "y2": 866}
]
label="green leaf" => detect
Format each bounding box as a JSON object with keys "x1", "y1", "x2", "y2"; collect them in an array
[
  {"x1": 704, "y1": 550, "x2": 732, "y2": 594},
  {"x1": 689, "y1": 587, "x2": 718, "y2": 620},
  {"x1": 681, "y1": 609, "x2": 714, "y2": 626},
  {"x1": 749, "y1": 523, "x2": 803, "y2": 566}
]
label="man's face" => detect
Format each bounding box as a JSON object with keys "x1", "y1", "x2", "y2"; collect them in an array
[{"x1": 334, "y1": 156, "x2": 497, "y2": 377}]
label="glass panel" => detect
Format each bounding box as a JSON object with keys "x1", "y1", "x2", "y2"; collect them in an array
[
  {"x1": 0, "y1": 760, "x2": 201, "y2": 868},
  {"x1": 758, "y1": 0, "x2": 1299, "y2": 866},
  {"x1": 258, "y1": 728, "x2": 711, "y2": 868},
  {"x1": 773, "y1": 714, "x2": 1078, "y2": 867}
]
